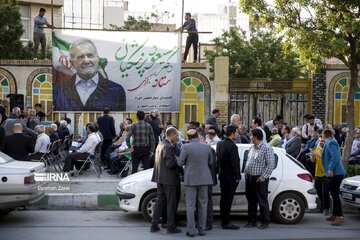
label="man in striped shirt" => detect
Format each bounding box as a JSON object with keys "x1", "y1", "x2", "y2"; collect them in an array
[
  {"x1": 126, "y1": 111, "x2": 155, "y2": 174},
  {"x1": 244, "y1": 128, "x2": 275, "y2": 229}
]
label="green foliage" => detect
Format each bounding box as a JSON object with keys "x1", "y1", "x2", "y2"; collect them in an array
[
  {"x1": 239, "y1": 0, "x2": 360, "y2": 166},
  {"x1": 204, "y1": 27, "x2": 305, "y2": 79},
  {"x1": 110, "y1": 16, "x2": 153, "y2": 31},
  {"x1": 344, "y1": 164, "x2": 360, "y2": 178},
  {"x1": 0, "y1": 0, "x2": 31, "y2": 59}
]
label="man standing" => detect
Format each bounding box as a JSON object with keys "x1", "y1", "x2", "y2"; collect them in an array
[
  {"x1": 207, "y1": 109, "x2": 220, "y2": 132},
  {"x1": 321, "y1": 129, "x2": 346, "y2": 226},
  {"x1": 33, "y1": 8, "x2": 53, "y2": 60},
  {"x1": 178, "y1": 129, "x2": 213, "y2": 237},
  {"x1": 28, "y1": 109, "x2": 41, "y2": 130},
  {"x1": 2, "y1": 124, "x2": 34, "y2": 161},
  {"x1": 263, "y1": 115, "x2": 283, "y2": 142},
  {"x1": 53, "y1": 39, "x2": 126, "y2": 111},
  {"x1": 150, "y1": 127, "x2": 181, "y2": 234},
  {"x1": 216, "y1": 125, "x2": 241, "y2": 229},
  {"x1": 126, "y1": 111, "x2": 155, "y2": 173},
  {"x1": 0, "y1": 98, "x2": 8, "y2": 124},
  {"x1": 177, "y1": 13, "x2": 198, "y2": 62},
  {"x1": 252, "y1": 117, "x2": 267, "y2": 144},
  {"x1": 230, "y1": 114, "x2": 242, "y2": 143},
  {"x1": 244, "y1": 129, "x2": 275, "y2": 229},
  {"x1": 206, "y1": 129, "x2": 221, "y2": 146},
  {"x1": 97, "y1": 108, "x2": 116, "y2": 166}
]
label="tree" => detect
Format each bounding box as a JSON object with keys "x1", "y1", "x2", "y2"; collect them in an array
[
  {"x1": 239, "y1": 0, "x2": 359, "y2": 165},
  {"x1": 0, "y1": 0, "x2": 32, "y2": 59},
  {"x1": 204, "y1": 27, "x2": 304, "y2": 79},
  {"x1": 110, "y1": 16, "x2": 153, "y2": 31}
]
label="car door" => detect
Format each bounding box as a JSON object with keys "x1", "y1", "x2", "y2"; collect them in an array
[{"x1": 211, "y1": 146, "x2": 247, "y2": 212}]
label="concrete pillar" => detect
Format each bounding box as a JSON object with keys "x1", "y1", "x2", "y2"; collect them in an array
[{"x1": 214, "y1": 56, "x2": 229, "y2": 126}]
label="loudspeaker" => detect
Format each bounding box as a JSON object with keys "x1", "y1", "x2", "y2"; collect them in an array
[{"x1": 7, "y1": 94, "x2": 24, "y2": 111}]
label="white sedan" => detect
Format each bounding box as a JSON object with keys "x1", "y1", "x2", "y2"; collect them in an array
[
  {"x1": 116, "y1": 144, "x2": 317, "y2": 224},
  {"x1": 340, "y1": 175, "x2": 360, "y2": 210},
  {"x1": 0, "y1": 152, "x2": 46, "y2": 216}
]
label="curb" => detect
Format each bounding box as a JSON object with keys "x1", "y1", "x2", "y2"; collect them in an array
[{"x1": 31, "y1": 193, "x2": 120, "y2": 210}]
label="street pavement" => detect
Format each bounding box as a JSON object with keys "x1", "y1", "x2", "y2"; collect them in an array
[{"x1": 0, "y1": 210, "x2": 359, "y2": 240}]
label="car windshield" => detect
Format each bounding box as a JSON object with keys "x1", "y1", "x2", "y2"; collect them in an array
[
  {"x1": 286, "y1": 153, "x2": 306, "y2": 170},
  {"x1": 0, "y1": 152, "x2": 14, "y2": 164}
]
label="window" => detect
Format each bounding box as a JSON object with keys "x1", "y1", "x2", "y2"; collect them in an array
[
  {"x1": 32, "y1": 73, "x2": 53, "y2": 123},
  {"x1": 242, "y1": 150, "x2": 278, "y2": 173},
  {"x1": 333, "y1": 77, "x2": 360, "y2": 127},
  {"x1": 0, "y1": 74, "x2": 10, "y2": 99},
  {"x1": 19, "y1": 5, "x2": 30, "y2": 40}
]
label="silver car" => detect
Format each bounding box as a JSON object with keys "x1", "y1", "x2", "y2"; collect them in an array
[
  {"x1": 340, "y1": 175, "x2": 360, "y2": 210},
  {"x1": 0, "y1": 152, "x2": 46, "y2": 215}
]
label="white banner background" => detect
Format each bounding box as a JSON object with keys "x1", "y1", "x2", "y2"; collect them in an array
[{"x1": 52, "y1": 30, "x2": 182, "y2": 112}]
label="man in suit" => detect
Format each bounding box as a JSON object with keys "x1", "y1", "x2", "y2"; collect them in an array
[
  {"x1": 198, "y1": 131, "x2": 217, "y2": 231},
  {"x1": 97, "y1": 108, "x2": 116, "y2": 166},
  {"x1": 216, "y1": 125, "x2": 241, "y2": 230},
  {"x1": 177, "y1": 129, "x2": 213, "y2": 237},
  {"x1": 150, "y1": 127, "x2": 181, "y2": 234},
  {"x1": 53, "y1": 38, "x2": 126, "y2": 111},
  {"x1": 285, "y1": 127, "x2": 302, "y2": 159},
  {"x1": 2, "y1": 123, "x2": 34, "y2": 160},
  {"x1": 321, "y1": 129, "x2": 346, "y2": 226},
  {"x1": 206, "y1": 109, "x2": 220, "y2": 133},
  {"x1": 28, "y1": 109, "x2": 41, "y2": 130},
  {"x1": 57, "y1": 120, "x2": 70, "y2": 142},
  {"x1": 49, "y1": 123, "x2": 60, "y2": 143},
  {"x1": 3, "y1": 113, "x2": 37, "y2": 145}
]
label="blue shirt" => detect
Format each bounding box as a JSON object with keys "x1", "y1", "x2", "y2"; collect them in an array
[
  {"x1": 34, "y1": 15, "x2": 48, "y2": 33},
  {"x1": 75, "y1": 73, "x2": 99, "y2": 106},
  {"x1": 183, "y1": 19, "x2": 197, "y2": 33}
]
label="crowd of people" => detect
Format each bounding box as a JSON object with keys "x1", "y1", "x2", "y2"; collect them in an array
[{"x1": 0, "y1": 98, "x2": 357, "y2": 233}]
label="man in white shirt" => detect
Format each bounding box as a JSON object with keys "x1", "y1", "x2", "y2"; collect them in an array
[
  {"x1": 63, "y1": 123, "x2": 101, "y2": 173},
  {"x1": 301, "y1": 114, "x2": 319, "y2": 144},
  {"x1": 252, "y1": 117, "x2": 267, "y2": 144},
  {"x1": 30, "y1": 125, "x2": 50, "y2": 160},
  {"x1": 207, "y1": 129, "x2": 221, "y2": 146}
]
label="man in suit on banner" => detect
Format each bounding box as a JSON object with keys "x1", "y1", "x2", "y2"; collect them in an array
[{"x1": 53, "y1": 39, "x2": 126, "y2": 111}]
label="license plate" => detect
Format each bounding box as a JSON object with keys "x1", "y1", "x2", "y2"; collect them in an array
[{"x1": 342, "y1": 192, "x2": 353, "y2": 200}]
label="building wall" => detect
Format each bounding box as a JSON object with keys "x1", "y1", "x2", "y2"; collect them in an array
[
  {"x1": 18, "y1": 0, "x2": 63, "y2": 44},
  {"x1": 0, "y1": 60, "x2": 211, "y2": 138}
]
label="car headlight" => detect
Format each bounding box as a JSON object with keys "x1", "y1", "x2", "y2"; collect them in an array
[{"x1": 119, "y1": 181, "x2": 137, "y2": 191}]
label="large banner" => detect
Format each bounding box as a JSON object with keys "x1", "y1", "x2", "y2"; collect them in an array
[{"x1": 52, "y1": 30, "x2": 182, "y2": 112}]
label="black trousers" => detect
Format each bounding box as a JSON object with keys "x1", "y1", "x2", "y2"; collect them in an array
[
  {"x1": 220, "y1": 179, "x2": 238, "y2": 225},
  {"x1": 101, "y1": 139, "x2": 113, "y2": 165},
  {"x1": 245, "y1": 176, "x2": 270, "y2": 225},
  {"x1": 63, "y1": 152, "x2": 90, "y2": 172},
  {"x1": 329, "y1": 175, "x2": 344, "y2": 217},
  {"x1": 104, "y1": 145, "x2": 117, "y2": 167},
  {"x1": 29, "y1": 152, "x2": 44, "y2": 160},
  {"x1": 131, "y1": 145, "x2": 150, "y2": 174},
  {"x1": 152, "y1": 183, "x2": 178, "y2": 231},
  {"x1": 110, "y1": 155, "x2": 127, "y2": 173},
  {"x1": 314, "y1": 176, "x2": 330, "y2": 210},
  {"x1": 183, "y1": 34, "x2": 198, "y2": 62},
  {"x1": 206, "y1": 185, "x2": 214, "y2": 227}
]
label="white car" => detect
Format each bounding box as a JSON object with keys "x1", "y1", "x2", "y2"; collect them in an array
[
  {"x1": 0, "y1": 152, "x2": 46, "y2": 216},
  {"x1": 116, "y1": 144, "x2": 317, "y2": 224},
  {"x1": 340, "y1": 175, "x2": 360, "y2": 210}
]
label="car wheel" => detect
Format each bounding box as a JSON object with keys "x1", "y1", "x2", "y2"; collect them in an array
[
  {"x1": 141, "y1": 191, "x2": 157, "y2": 222},
  {"x1": 0, "y1": 209, "x2": 11, "y2": 216},
  {"x1": 273, "y1": 193, "x2": 305, "y2": 224}
]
